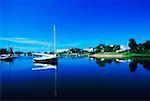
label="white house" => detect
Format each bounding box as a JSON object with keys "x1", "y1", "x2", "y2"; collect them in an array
[
  {"x1": 83, "y1": 48, "x2": 94, "y2": 52},
  {"x1": 116, "y1": 45, "x2": 130, "y2": 53},
  {"x1": 56, "y1": 49, "x2": 69, "y2": 53}
]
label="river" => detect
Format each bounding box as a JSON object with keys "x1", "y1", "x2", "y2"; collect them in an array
[{"x1": 1, "y1": 56, "x2": 150, "y2": 100}]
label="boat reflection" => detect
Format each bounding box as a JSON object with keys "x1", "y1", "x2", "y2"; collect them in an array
[
  {"x1": 95, "y1": 58, "x2": 150, "y2": 72},
  {"x1": 0, "y1": 59, "x2": 13, "y2": 64},
  {"x1": 32, "y1": 62, "x2": 58, "y2": 97},
  {"x1": 32, "y1": 62, "x2": 58, "y2": 71}
]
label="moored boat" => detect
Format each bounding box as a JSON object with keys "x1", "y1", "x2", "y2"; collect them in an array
[
  {"x1": 0, "y1": 54, "x2": 17, "y2": 60},
  {"x1": 33, "y1": 25, "x2": 58, "y2": 63},
  {"x1": 0, "y1": 47, "x2": 18, "y2": 61},
  {"x1": 33, "y1": 53, "x2": 58, "y2": 63}
]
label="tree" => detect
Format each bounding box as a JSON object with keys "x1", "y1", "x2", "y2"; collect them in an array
[
  {"x1": 69, "y1": 48, "x2": 81, "y2": 53},
  {"x1": 95, "y1": 44, "x2": 106, "y2": 53},
  {"x1": 129, "y1": 61, "x2": 137, "y2": 73},
  {"x1": 143, "y1": 40, "x2": 150, "y2": 50},
  {"x1": 112, "y1": 45, "x2": 120, "y2": 52},
  {"x1": 95, "y1": 44, "x2": 121, "y2": 52},
  {"x1": 0, "y1": 48, "x2": 9, "y2": 54},
  {"x1": 137, "y1": 43, "x2": 145, "y2": 53},
  {"x1": 128, "y1": 38, "x2": 138, "y2": 53}
]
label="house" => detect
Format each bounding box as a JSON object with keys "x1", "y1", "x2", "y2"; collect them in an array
[
  {"x1": 56, "y1": 49, "x2": 69, "y2": 53},
  {"x1": 116, "y1": 45, "x2": 130, "y2": 53},
  {"x1": 83, "y1": 48, "x2": 94, "y2": 52}
]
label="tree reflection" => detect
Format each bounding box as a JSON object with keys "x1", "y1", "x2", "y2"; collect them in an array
[
  {"x1": 95, "y1": 58, "x2": 150, "y2": 72},
  {"x1": 138, "y1": 60, "x2": 150, "y2": 71},
  {"x1": 96, "y1": 60, "x2": 106, "y2": 67},
  {"x1": 129, "y1": 59, "x2": 150, "y2": 72},
  {"x1": 129, "y1": 62, "x2": 137, "y2": 73},
  {"x1": 96, "y1": 58, "x2": 113, "y2": 68},
  {"x1": 0, "y1": 59, "x2": 13, "y2": 63}
]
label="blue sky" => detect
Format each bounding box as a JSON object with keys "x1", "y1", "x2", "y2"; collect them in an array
[{"x1": 1, "y1": 0, "x2": 150, "y2": 52}]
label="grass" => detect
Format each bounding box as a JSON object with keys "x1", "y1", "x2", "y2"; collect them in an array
[
  {"x1": 58, "y1": 52, "x2": 90, "y2": 57},
  {"x1": 58, "y1": 51, "x2": 150, "y2": 58},
  {"x1": 121, "y1": 52, "x2": 150, "y2": 57}
]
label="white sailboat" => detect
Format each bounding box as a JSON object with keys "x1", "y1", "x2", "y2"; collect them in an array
[
  {"x1": 33, "y1": 25, "x2": 58, "y2": 63},
  {"x1": 0, "y1": 47, "x2": 17, "y2": 61}
]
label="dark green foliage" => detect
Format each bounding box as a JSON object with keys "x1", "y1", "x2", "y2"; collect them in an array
[
  {"x1": 129, "y1": 38, "x2": 150, "y2": 54},
  {"x1": 95, "y1": 44, "x2": 120, "y2": 53},
  {"x1": 129, "y1": 38, "x2": 138, "y2": 53},
  {"x1": 0, "y1": 48, "x2": 9, "y2": 54},
  {"x1": 143, "y1": 41, "x2": 150, "y2": 50},
  {"x1": 95, "y1": 44, "x2": 105, "y2": 53},
  {"x1": 113, "y1": 45, "x2": 121, "y2": 52},
  {"x1": 69, "y1": 48, "x2": 81, "y2": 53}
]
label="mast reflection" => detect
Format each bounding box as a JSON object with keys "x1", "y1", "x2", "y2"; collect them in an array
[{"x1": 32, "y1": 61, "x2": 58, "y2": 98}]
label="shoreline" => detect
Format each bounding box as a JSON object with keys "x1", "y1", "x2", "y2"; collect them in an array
[
  {"x1": 89, "y1": 54, "x2": 123, "y2": 58},
  {"x1": 89, "y1": 53, "x2": 150, "y2": 58}
]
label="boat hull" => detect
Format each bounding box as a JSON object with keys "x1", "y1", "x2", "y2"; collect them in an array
[
  {"x1": 0, "y1": 58, "x2": 13, "y2": 61},
  {"x1": 0, "y1": 56, "x2": 17, "y2": 61},
  {"x1": 33, "y1": 58, "x2": 58, "y2": 64}
]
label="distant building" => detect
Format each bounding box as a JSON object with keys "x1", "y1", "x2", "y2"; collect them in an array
[
  {"x1": 83, "y1": 48, "x2": 94, "y2": 52},
  {"x1": 69, "y1": 48, "x2": 81, "y2": 53},
  {"x1": 56, "y1": 49, "x2": 69, "y2": 53},
  {"x1": 116, "y1": 45, "x2": 130, "y2": 53},
  {"x1": 109, "y1": 45, "x2": 114, "y2": 47}
]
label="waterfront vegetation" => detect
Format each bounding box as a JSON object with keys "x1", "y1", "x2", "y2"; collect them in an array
[
  {"x1": 0, "y1": 48, "x2": 33, "y2": 56},
  {"x1": 59, "y1": 38, "x2": 150, "y2": 58},
  {"x1": 1, "y1": 38, "x2": 150, "y2": 58}
]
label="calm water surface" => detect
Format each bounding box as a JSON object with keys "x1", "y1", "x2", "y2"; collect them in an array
[{"x1": 1, "y1": 56, "x2": 150, "y2": 100}]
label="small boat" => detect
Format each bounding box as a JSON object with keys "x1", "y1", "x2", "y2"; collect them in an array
[
  {"x1": 0, "y1": 54, "x2": 17, "y2": 60},
  {"x1": 0, "y1": 47, "x2": 17, "y2": 61},
  {"x1": 33, "y1": 25, "x2": 58, "y2": 63},
  {"x1": 33, "y1": 53, "x2": 57, "y2": 63}
]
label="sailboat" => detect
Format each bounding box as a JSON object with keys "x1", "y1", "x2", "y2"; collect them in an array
[
  {"x1": 33, "y1": 25, "x2": 58, "y2": 63},
  {"x1": 0, "y1": 47, "x2": 17, "y2": 61}
]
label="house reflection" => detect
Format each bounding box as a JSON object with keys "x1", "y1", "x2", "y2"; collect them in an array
[
  {"x1": 95, "y1": 58, "x2": 150, "y2": 72},
  {"x1": 96, "y1": 58, "x2": 122, "y2": 67},
  {"x1": 96, "y1": 58, "x2": 113, "y2": 67}
]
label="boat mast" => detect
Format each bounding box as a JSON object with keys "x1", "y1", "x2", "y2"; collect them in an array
[{"x1": 54, "y1": 25, "x2": 56, "y2": 53}]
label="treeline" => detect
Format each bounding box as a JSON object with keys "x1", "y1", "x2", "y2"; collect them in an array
[
  {"x1": 95, "y1": 38, "x2": 150, "y2": 54},
  {"x1": 0, "y1": 48, "x2": 13, "y2": 54},
  {"x1": 1, "y1": 38, "x2": 149, "y2": 55},
  {"x1": 129, "y1": 38, "x2": 150, "y2": 54},
  {"x1": 0, "y1": 48, "x2": 32, "y2": 56},
  {"x1": 95, "y1": 44, "x2": 121, "y2": 53}
]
